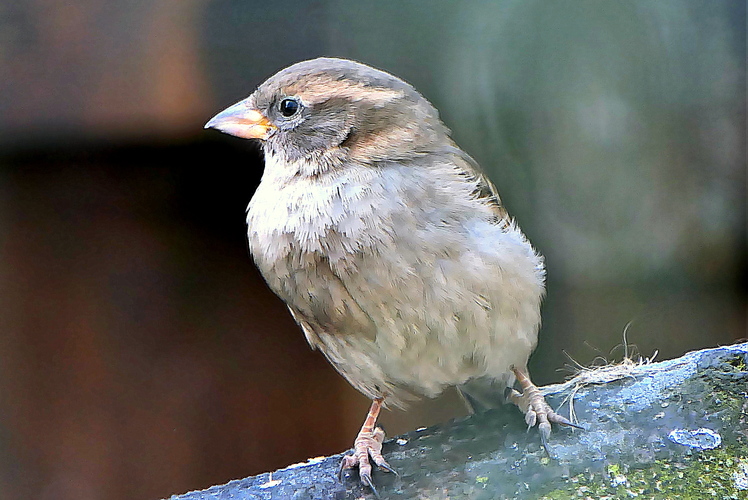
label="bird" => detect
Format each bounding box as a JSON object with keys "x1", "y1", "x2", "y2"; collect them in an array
[{"x1": 205, "y1": 57, "x2": 577, "y2": 494}]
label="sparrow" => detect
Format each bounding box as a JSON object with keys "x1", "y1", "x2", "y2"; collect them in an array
[{"x1": 205, "y1": 57, "x2": 577, "y2": 494}]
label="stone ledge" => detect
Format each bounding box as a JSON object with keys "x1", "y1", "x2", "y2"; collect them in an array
[{"x1": 168, "y1": 343, "x2": 748, "y2": 499}]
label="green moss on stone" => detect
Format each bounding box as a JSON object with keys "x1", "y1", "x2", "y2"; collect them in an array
[{"x1": 539, "y1": 446, "x2": 748, "y2": 500}]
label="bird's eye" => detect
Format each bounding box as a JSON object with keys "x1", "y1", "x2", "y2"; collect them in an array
[{"x1": 278, "y1": 97, "x2": 301, "y2": 117}]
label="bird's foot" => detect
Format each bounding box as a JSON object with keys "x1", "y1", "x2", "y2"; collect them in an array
[
  {"x1": 508, "y1": 366, "x2": 583, "y2": 450},
  {"x1": 338, "y1": 398, "x2": 396, "y2": 497},
  {"x1": 339, "y1": 426, "x2": 396, "y2": 496}
]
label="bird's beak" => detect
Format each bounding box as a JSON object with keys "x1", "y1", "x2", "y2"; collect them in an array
[{"x1": 204, "y1": 101, "x2": 276, "y2": 140}]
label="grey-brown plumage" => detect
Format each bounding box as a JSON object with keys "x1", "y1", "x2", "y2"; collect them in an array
[{"x1": 205, "y1": 57, "x2": 576, "y2": 492}]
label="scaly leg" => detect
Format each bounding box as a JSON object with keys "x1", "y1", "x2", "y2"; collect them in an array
[
  {"x1": 339, "y1": 398, "x2": 396, "y2": 496},
  {"x1": 508, "y1": 366, "x2": 582, "y2": 449}
]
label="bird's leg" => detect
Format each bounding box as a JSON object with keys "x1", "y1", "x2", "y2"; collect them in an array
[
  {"x1": 507, "y1": 366, "x2": 582, "y2": 449},
  {"x1": 339, "y1": 398, "x2": 396, "y2": 495}
]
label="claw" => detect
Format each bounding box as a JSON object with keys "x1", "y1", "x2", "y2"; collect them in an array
[
  {"x1": 524, "y1": 409, "x2": 537, "y2": 428},
  {"x1": 548, "y1": 412, "x2": 585, "y2": 430},
  {"x1": 375, "y1": 459, "x2": 398, "y2": 476},
  {"x1": 510, "y1": 366, "x2": 582, "y2": 449},
  {"x1": 360, "y1": 473, "x2": 380, "y2": 498},
  {"x1": 339, "y1": 399, "x2": 396, "y2": 494},
  {"x1": 338, "y1": 454, "x2": 353, "y2": 480}
]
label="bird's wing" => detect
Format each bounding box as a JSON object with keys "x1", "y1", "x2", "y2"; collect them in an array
[
  {"x1": 278, "y1": 255, "x2": 378, "y2": 349},
  {"x1": 443, "y1": 144, "x2": 510, "y2": 227},
  {"x1": 282, "y1": 257, "x2": 386, "y2": 400}
]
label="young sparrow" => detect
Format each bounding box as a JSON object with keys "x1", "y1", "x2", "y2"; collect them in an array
[{"x1": 205, "y1": 57, "x2": 576, "y2": 493}]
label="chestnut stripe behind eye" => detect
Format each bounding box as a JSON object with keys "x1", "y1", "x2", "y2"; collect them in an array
[{"x1": 284, "y1": 76, "x2": 406, "y2": 106}]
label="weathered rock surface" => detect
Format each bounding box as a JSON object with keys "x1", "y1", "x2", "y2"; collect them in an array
[{"x1": 169, "y1": 343, "x2": 748, "y2": 499}]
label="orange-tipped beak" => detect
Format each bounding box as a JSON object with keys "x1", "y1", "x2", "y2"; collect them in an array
[{"x1": 204, "y1": 101, "x2": 276, "y2": 140}]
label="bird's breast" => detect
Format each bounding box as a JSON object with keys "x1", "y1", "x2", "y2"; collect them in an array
[
  {"x1": 246, "y1": 155, "x2": 545, "y2": 403},
  {"x1": 246, "y1": 159, "x2": 390, "y2": 266}
]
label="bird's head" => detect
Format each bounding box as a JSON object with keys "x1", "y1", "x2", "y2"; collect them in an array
[{"x1": 205, "y1": 58, "x2": 449, "y2": 167}]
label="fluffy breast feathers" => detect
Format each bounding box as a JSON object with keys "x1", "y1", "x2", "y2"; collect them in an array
[{"x1": 246, "y1": 149, "x2": 545, "y2": 406}]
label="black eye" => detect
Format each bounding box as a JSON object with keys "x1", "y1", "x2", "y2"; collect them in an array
[{"x1": 278, "y1": 97, "x2": 300, "y2": 117}]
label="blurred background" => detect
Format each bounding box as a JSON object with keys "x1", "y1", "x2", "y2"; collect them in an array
[{"x1": 0, "y1": 1, "x2": 745, "y2": 499}]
